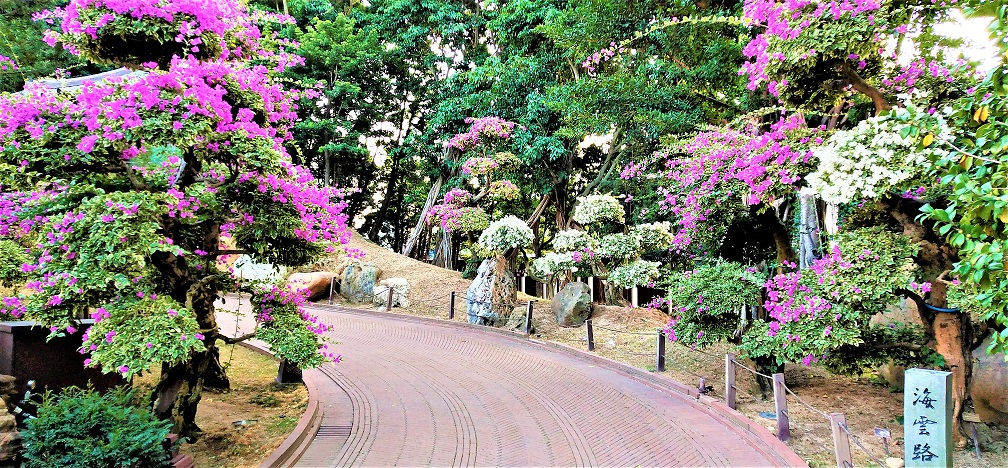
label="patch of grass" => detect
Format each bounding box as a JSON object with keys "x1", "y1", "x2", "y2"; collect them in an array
[
  {"x1": 268, "y1": 415, "x2": 298, "y2": 435},
  {"x1": 250, "y1": 392, "x2": 281, "y2": 408}
]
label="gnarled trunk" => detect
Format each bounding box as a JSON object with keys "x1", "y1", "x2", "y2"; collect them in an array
[{"x1": 881, "y1": 197, "x2": 972, "y2": 444}]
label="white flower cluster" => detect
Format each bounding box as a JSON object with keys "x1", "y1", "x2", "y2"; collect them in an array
[
  {"x1": 807, "y1": 116, "x2": 944, "y2": 204},
  {"x1": 552, "y1": 229, "x2": 595, "y2": 252},
  {"x1": 572, "y1": 194, "x2": 625, "y2": 225},
  {"x1": 597, "y1": 233, "x2": 641, "y2": 259},
  {"x1": 608, "y1": 259, "x2": 660, "y2": 289},
  {"x1": 630, "y1": 222, "x2": 674, "y2": 251},
  {"x1": 477, "y1": 215, "x2": 534, "y2": 254},
  {"x1": 529, "y1": 252, "x2": 574, "y2": 281}
]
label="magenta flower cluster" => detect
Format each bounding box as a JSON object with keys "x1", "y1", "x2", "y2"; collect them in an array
[
  {"x1": 0, "y1": 55, "x2": 17, "y2": 72},
  {"x1": 740, "y1": 0, "x2": 882, "y2": 95},
  {"x1": 447, "y1": 116, "x2": 517, "y2": 151},
  {"x1": 647, "y1": 114, "x2": 814, "y2": 252}
]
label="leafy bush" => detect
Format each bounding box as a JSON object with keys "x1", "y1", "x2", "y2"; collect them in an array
[
  {"x1": 21, "y1": 387, "x2": 172, "y2": 468},
  {"x1": 664, "y1": 260, "x2": 763, "y2": 348}
]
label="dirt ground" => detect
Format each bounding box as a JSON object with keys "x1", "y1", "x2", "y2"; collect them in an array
[{"x1": 134, "y1": 344, "x2": 307, "y2": 468}]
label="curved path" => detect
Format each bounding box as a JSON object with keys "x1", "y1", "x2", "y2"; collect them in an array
[{"x1": 217, "y1": 299, "x2": 806, "y2": 467}]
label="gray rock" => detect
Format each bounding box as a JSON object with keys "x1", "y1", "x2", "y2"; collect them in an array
[
  {"x1": 373, "y1": 278, "x2": 411, "y2": 308},
  {"x1": 505, "y1": 305, "x2": 534, "y2": 334},
  {"x1": 340, "y1": 262, "x2": 382, "y2": 303},
  {"x1": 466, "y1": 257, "x2": 516, "y2": 326},
  {"x1": 972, "y1": 335, "x2": 1008, "y2": 424},
  {"x1": 552, "y1": 282, "x2": 592, "y2": 327}
]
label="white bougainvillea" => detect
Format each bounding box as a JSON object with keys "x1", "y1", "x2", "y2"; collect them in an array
[
  {"x1": 608, "y1": 259, "x2": 661, "y2": 289},
  {"x1": 529, "y1": 252, "x2": 575, "y2": 281},
  {"x1": 552, "y1": 229, "x2": 595, "y2": 252},
  {"x1": 597, "y1": 233, "x2": 641, "y2": 259},
  {"x1": 630, "y1": 222, "x2": 674, "y2": 251},
  {"x1": 572, "y1": 194, "x2": 625, "y2": 225},
  {"x1": 477, "y1": 215, "x2": 534, "y2": 254},
  {"x1": 806, "y1": 116, "x2": 946, "y2": 204}
]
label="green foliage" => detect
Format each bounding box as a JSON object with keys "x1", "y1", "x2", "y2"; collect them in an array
[
  {"x1": 664, "y1": 260, "x2": 762, "y2": 348},
  {"x1": 0, "y1": 239, "x2": 28, "y2": 288},
  {"x1": 81, "y1": 298, "x2": 205, "y2": 379},
  {"x1": 0, "y1": 0, "x2": 92, "y2": 93},
  {"x1": 819, "y1": 322, "x2": 941, "y2": 375},
  {"x1": 22, "y1": 387, "x2": 172, "y2": 468}
]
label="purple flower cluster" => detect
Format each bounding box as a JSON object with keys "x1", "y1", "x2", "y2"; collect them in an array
[
  {"x1": 650, "y1": 114, "x2": 813, "y2": 251},
  {"x1": 447, "y1": 116, "x2": 516, "y2": 151}
]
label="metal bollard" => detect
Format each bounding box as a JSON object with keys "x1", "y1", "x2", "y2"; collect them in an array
[
  {"x1": 386, "y1": 286, "x2": 394, "y2": 312},
  {"x1": 586, "y1": 319, "x2": 595, "y2": 351},
  {"x1": 524, "y1": 302, "x2": 533, "y2": 336},
  {"x1": 656, "y1": 329, "x2": 666, "y2": 372},
  {"x1": 725, "y1": 353, "x2": 736, "y2": 409},
  {"x1": 773, "y1": 373, "x2": 790, "y2": 441},
  {"x1": 328, "y1": 277, "x2": 336, "y2": 305},
  {"x1": 449, "y1": 291, "x2": 456, "y2": 319}
]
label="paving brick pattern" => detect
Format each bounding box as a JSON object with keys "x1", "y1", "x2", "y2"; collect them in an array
[{"x1": 218, "y1": 300, "x2": 802, "y2": 467}]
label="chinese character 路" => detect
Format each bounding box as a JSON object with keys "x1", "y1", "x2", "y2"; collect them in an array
[{"x1": 912, "y1": 443, "x2": 938, "y2": 462}]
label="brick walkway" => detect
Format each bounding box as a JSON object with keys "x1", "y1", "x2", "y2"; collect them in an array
[{"x1": 217, "y1": 299, "x2": 806, "y2": 467}]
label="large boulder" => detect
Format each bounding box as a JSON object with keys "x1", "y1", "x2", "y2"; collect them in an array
[
  {"x1": 287, "y1": 272, "x2": 337, "y2": 300},
  {"x1": 373, "y1": 278, "x2": 411, "y2": 309},
  {"x1": 552, "y1": 282, "x2": 592, "y2": 327},
  {"x1": 972, "y1": 335, "x2": 1008, "y2": 424},
  {"x1": 340, "y1": 262, "x2": 383, "y2": 303},
  {"x1": 466, "y1": 256, "x2": 516, "y2": 326}
]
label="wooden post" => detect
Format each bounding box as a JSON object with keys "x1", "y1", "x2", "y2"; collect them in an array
[
  {"x1": 656, "y1": 330, "x2": 666, "y2": 372},
  {"x1": 725, "y1": 353, "x2": 736, "y2": 410},
  {"x1": 524, "y1": 302, "x2": 534, "y2": 336},
  {"x1": 829, "y1": 413, "x2": 853, "y2": 468},
  {"x1": 328, "y1": 277, "x2": 336, "y2": 305},
  {"x1": 773, "y1": 372, "x2": 790, "y2": 441},
  {"x1": 386, "y1": 287, "x2": 394, "y2": 312},
  {"x1": 586, "y1": 319, "x2": 595, "y2": 351},
  {"x1": 449, "y1": 291, "x2": 456, "y2": 319}
]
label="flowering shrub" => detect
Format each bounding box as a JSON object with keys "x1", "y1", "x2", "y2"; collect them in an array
[
  {"x1": 442, "y1": 187, "x2": 472, "y2": 205},
  {"x1": 552, "y1": 229, "x2": 595, "y2": 252},
  {"x1": 597, "y1": 233, "x2": 640, "y2": 260},
  {"x1": 572, "y1": 194, "x2": 624, "y2": 226},
  {"x1": 461, "y1": 157, "x2": 499, "y2": 177},
  {"x1": 251, "y1": 284, "x2": 335, "y2": 366},
  {"x1": 488, "y1": 180, "x2": 519, "y2": 201},
  {"x1": 447, "y1": 116, "x2": 517, "y2": 151},
  {"x1": 630, "y1": 221, "x2": 674, "y2": 251},
  {"x1": 0, "y1": 0, "x2": 349, "y2": 435},
  {"x1": 664, "y1": 261, "x2": 762, "y2": 348},
  {"x1": 806, "y1": 115, "x2": 946, "y2": 204},
  {"x1": 80, "y1": 297, "x2": 204, "y2": 378},
  {"x1": 429, "y1": 203, "x2": 489, "y2": 233},
  {"x1": 608, "y1": 259, "x2": 660, "y2": 289},
  {"x1": 529, "y1": 252, "x2": 575, "y2": 282},
  {"x1": 643, "y1": 115, "x2": 816, "y2": 254},
  {"x1": 738, "y1": 227, "x2": 925, "y2": 370},
  {"x1": 477, "y1": 215, "x2": 533, "y2": 254},
  {"x1": 740, "y1": 0, "x2": 885, "y2": 107}
]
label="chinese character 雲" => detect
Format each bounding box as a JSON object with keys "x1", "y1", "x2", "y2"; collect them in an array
[
  {"x1": 912, "y1": 415, "x2": 937, "y2": 436},
  {"x1": 912, "y1": 443, "x2": 938, "y2": 462},
  {"x1": 913, "y1": 388, "x2": 936, "y2": 409}
]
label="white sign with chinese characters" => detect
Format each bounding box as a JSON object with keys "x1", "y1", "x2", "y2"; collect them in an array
[{"x1": 904, "y1": 368, "x2": 952, "y2": 467}]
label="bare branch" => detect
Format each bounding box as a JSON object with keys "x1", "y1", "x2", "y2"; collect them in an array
[{"x1": 220, "y1": 332, "x2": 256, "y2": 344}]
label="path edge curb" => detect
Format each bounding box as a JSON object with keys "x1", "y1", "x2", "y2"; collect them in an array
[{"x1": 230, "y1": 340, "x2": 325, "y2": 468}]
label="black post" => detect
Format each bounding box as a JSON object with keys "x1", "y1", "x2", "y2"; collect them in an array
[
  {"x1": 586, "y1": 319, "x2": 595, "y2": 351},
  {"x1": 386, "y1": 286, "x2": 394, "y2": 312},
  {"x1": 328, "y1": 276, "x2": 336, "y2": 305},
  {"x1": 656, "y1": 329, "x2": 666, "y2": 372},
  {"x1": 524, "y1": 302, "x2": 533, "y2": 336},
  {"x1": 449, "y1": 291, "x2": 456, "y2": 319}
]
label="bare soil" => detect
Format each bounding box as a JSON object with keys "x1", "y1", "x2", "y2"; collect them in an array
[{"x1": 134, "y1": 344, "x2": 307, "y2": 468}]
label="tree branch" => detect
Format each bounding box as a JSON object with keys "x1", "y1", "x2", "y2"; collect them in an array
[
  {"x1": 185, "y1": 274, "x2": 224, "y2": 310},
  {"x1": 835, "y1": 61, "x2": 891, "y2": 116},
  {"x1": 220, "y1": 332, "x2": 256, "y2": 344}
]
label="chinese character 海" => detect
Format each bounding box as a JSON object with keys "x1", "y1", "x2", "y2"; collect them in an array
[
  {"x1": 912, "y1": 415, "x2": 937, "y2": 436},
  {"x1": 912, "y1": 443, "x2": 938, "y2": 462},
  {"x1": 913, "y1": 388, "x2": 936, "y2": 409}
]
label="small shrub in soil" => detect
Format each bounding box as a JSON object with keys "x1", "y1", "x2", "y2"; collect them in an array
[{"x1": 21, "y1": 387, "x2": 172, "y2": 468}]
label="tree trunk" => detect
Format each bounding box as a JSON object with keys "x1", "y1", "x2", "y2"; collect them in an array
[
  {"x1": 402, "y1": 176, "x2": 443, "y2": 256},
  {"x1": 367, "y1": 151, "x2": 401, "y2": 241},
  {"x1": 753, "y1": 206, "x2": 796, "y2": 271},
  {"x1": 880, "y1": 197, "x2": 971, "y2": 444}
]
